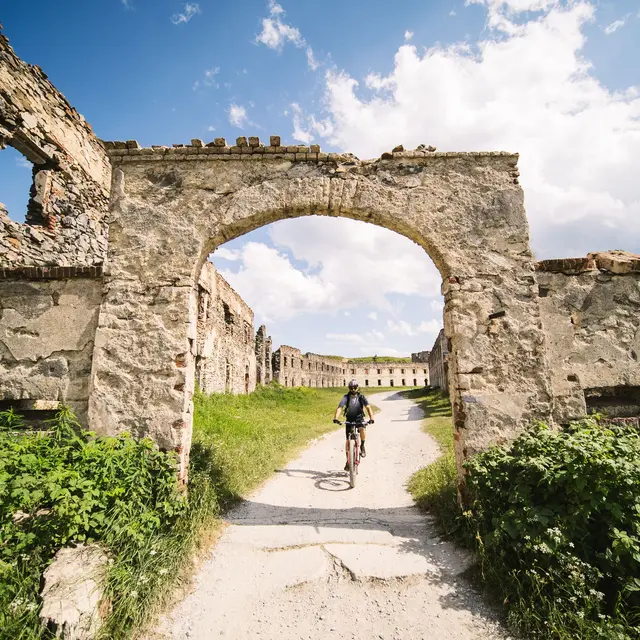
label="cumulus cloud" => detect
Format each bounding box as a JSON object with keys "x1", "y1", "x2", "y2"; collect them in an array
[
  {"x1": 212, "y1": 217, "x2": 441, "y2": 323},
  {"x1": 368, "y1": 312, "x2": 378, "y2": 320},
  {"x1": 404, "y1": 30, "x2": 414, "y2": 41},
  {"x1": 171, "y1": 2, "x2": 200, "y2": 24},
  {"x1": 256, "y1": 1, "x2": 319, "y2": 70},
  {"x1": 298, "y1": 0, "x2": 640, "y2": 258}
]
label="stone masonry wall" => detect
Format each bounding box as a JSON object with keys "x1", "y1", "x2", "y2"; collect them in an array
[
  {"x1": 255, "y1": 325, "x2": 272, "y2": 385},
  {"x1": 428, "y1": 329, "x2": 449, "y2": 391},
  {"x1": 0, "y1": 27, "x2": 111, "y2": 267},
  {"x1": 195, "y1": 261, "x2": 257, "y2": 394},
  {"x1": 272, "y1": 348, "x2": 429, "y2": 390},
  {"x1": 537, "y1": 251, "x2": 640, "y2": 423},
  {"x1": 0, "y1": 267, "x2": 103, "y2": 423},
  {"x1": 344, "y1": 362, "x2": 429, "y2": 389},
  {"x1": 272, "y1": 346, "x2": 344, "y2": 388}
]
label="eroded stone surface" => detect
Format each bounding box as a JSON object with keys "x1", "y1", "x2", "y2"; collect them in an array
[
  {"x1": 39, "y1": 544, "x2": 109, "y2": 640},
  {"x1": 90, "y1": 148, "x2": 552, "y2": 480}
]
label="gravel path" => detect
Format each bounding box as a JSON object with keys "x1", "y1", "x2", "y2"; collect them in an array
[{"x1": 152, "y1": 391, "x2": 510, "y2": 639}]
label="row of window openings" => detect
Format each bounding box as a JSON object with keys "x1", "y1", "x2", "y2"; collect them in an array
[
  {"x1": 283, "y1": 378, "x2": 427, "y2": 387},
  {"x1": 280, "y1": 356, "x2": 427, "y2": 376}
]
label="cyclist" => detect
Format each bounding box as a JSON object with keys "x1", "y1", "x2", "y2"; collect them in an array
[{"x1": 333, "y1": 380, "x2": 375, "y2": 471}]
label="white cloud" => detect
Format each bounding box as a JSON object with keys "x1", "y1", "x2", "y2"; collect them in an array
[
  {"x1": 404, "y1": 30, "x2": 414, "y2": 41},
  {"x1": 291, "y1": 102, "x2": 313, "y2": 143},
  {"x1": 193, "y1": 67, "x2": 220, "y2": 91},
  {"x1": 302, "y1": 1, "x2": 640, "y2": 258},
  {"x1": 206, "y1": 125, "x2": 216, "y2": 132},
  {"x1": 171, "y1": 2, "x2": 200, "y2": 24},
  {"x1": 228, "y1": 103, "x2": 249, "y2": 128},
  {"x1": 121, "y1": 0, "x2": 132, "y2": 8},
  {"x1": 430, "y1": 299, "x2": 444, "y2": 313},
  {"x1": 603, "y1": 15, "x2": 630, "y2": 35},
  {"x1": 213, "y1": 217, "x2": 441, "y2": 323},
  {"x1": 256, "y1": 1, "x2": 319, "y2": 70},
  {"x1": 387, "y1": 318, "x2": 441, "y2": 337},
  {"x1": 449, "y1": 9, "x2": 456, "y2": 16},
  {"x1": 367, "y1": 312, "x2": 377, "y2": 321},
  {"x1": 212, "y1": 247, "x2": 241, "y2": 261},
  {"x1": 15, "y1": 156, "x2": 32, "y2": 169}
]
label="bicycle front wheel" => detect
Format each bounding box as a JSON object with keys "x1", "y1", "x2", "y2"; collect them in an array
[{"x1": 348, "y1": 439, "x2": 356, "y2": 488}]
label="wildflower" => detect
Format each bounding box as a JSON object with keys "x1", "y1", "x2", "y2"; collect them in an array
[
  {"x1": 139, "y1": 575, "x2": 150, "y2": 584},
  {"x1": 159, "y1": 568, "x2": 169, "y2": 575},
  {"x1": 130, "y1": 590, "x2": 138, "y2": 598},
  {"x1": 149, "y1": 550, "x2": 157, "y2": 556}
]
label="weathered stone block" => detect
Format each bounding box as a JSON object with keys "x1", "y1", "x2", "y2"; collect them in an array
[
  {"x1": 39, "y1": 544, "x2": 109, "y2": 640},
  {"x1": 270, "y1": 135, "x2": 281, "y2": 146}
]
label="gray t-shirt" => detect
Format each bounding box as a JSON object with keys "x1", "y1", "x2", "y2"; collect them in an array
[{"x1": 338, "y1": 392, "x2": 369, "y2": 422}]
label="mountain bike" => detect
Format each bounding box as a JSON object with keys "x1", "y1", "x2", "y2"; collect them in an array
[{"x1": 336, "y1": 420, "x2": 373, "y2": 489}]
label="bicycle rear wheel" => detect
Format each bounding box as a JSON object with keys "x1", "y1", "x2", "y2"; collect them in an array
[{"x1": 348, "y1": 439, "x2": 356, "y2": 488}]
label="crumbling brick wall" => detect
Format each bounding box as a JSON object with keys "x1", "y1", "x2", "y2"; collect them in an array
[
  {"x1": 0, "y1": 28, "x2": 110, "y2": 267},
  {"x1": 0, "y1": 266, "x2": 103, "y2": 423},
  {"x1": 195, "y1": 262, "x2": 257, "y2": 394},
  {"x1": 537, "y1": 251, "x2": 640, "y2": 423}
]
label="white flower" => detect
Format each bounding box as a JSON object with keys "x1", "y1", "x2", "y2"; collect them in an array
[
  {"x1": 130, "y1": 590, "x2": 138, "y2": 598},
  {"x1": 149, "y1": 550, "x2": 157, "y2": 556},
  {"x1": 159, "y1": 568, "x2": 169, "y2": 575}
]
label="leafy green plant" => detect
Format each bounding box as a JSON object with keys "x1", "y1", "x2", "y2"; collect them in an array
[
  {"x1": 463, "y1": 419, "x2": 640, "y2": 638},
  {"x1": 0, "y1": 406, "x2": 184, "y2": 639}
]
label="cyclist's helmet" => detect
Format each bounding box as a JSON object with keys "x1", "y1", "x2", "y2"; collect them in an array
[{"x1": 348, "y1": 379, "x2": 359, "y2": 391}]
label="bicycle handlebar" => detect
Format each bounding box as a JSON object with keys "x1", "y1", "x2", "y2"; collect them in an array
[{"x1": 334, "y1": 419, "x2": 373, "y2": 426}]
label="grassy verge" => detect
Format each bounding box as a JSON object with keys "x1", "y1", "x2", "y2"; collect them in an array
[{"x1": 402, "y1": 388, "x2": 460, "y2": 535}]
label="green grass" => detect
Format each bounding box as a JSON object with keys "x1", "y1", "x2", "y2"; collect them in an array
[{"x1": 402, "y1": 388, "x2": 460, "y2": 535}]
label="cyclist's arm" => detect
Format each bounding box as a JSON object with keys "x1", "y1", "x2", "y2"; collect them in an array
[
  {"x1": 334, "y1": 396, "x2": 347, "y2": 421},
  {"x1": 366, "y1": 404, "x2": 374, "y2": 421}
]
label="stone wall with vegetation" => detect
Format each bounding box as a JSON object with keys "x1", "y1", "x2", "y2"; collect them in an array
[
  {"x1": 537, "y1": 251, "x2": 640, "y2": 423},
  {"x1": 0, "y1": 28, "x2": 110, "y2": 267},
  {"x1": 0, "y1": 267, "x2": 103, "y2": 423}
]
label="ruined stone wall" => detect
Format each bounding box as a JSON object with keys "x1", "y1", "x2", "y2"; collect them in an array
[
  {"x1": 411, "y1": 351, "x2": 430, "y2": 363},
  {"x1": 0, "y1": 267, "x2": 103, "y2": 423},
  {"x1": 345, "y1": 362, "x2": 429, "y2": 389},
  {"x1": 537, "y1": 251, "x2": 640, "y2": 423},
  {"x1": 428, "y1": 329, "x2": 449, "y2": 390},
  {"x1": 0, "y1": 29, "x2": 110, "y2": 267},
  {"x1": 272, "y1": 347, "x2": 344, "y2": 388},
  {"x1": 255, "y1": 325, "x2": 272, "y2": 385},
  {"x1": 195, "y1": 262, "x2": 256, "y2": 394}
]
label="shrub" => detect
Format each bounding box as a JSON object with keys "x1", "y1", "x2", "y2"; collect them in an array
[
  {"x1": 463, "y1": 419, "x2": 640, "y2": 638},
  {"x1": 0, "y1": 406, "x2": 185, "y2": 639}
]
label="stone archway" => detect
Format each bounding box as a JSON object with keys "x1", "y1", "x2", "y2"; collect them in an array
[{"x1": 88, "y1": 141, "x2": 552, "y2": 482}]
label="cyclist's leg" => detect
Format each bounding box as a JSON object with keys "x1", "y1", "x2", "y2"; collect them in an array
[{"x1": 359, "y1": 425, "x2": 366, "y2": 444}]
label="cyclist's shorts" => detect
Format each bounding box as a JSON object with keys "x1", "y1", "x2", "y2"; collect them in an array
[{"x1": 345, "y1": 423, "x2": 366, "y2": 438}]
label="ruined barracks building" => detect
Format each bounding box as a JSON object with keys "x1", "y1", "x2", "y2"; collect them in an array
[{"x1": 1, "y1": 26, "x2": 639, "y2": 483}]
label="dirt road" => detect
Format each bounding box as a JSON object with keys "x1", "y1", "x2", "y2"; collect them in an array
[{"x1": 155, "y1": 391, "x2": 508, "y2": 639}]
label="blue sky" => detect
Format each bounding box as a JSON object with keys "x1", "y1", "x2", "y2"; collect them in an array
[{"x1": 1, "y1": 0, "x2": 639, "y2": 357}]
